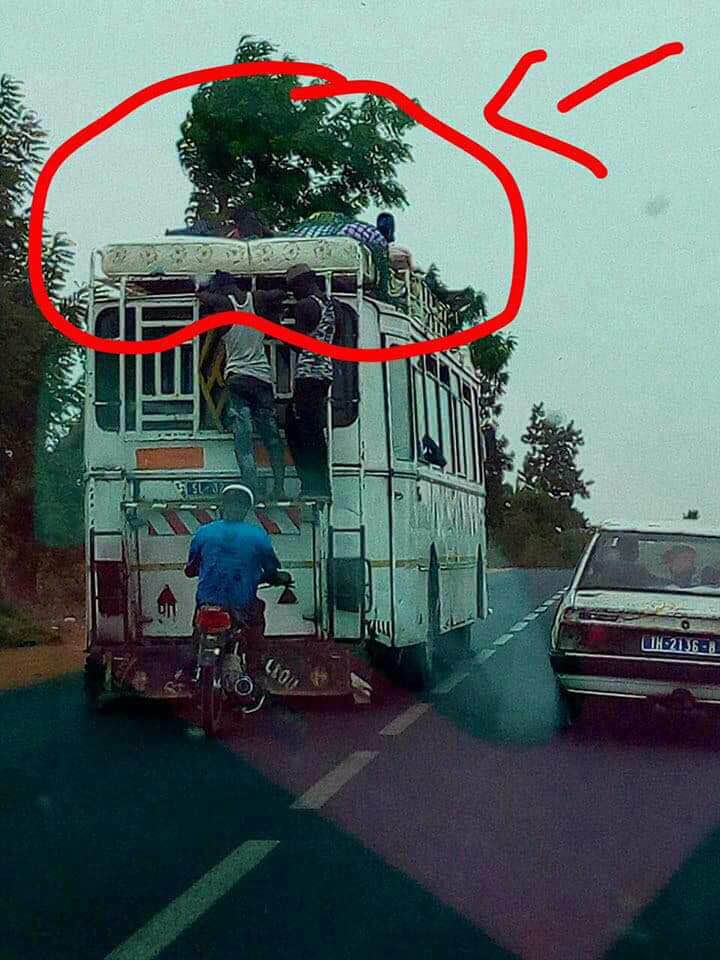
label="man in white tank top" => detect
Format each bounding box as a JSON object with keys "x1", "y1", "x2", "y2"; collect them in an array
[{"x1": 197, "y1": 272, "x2": 286, "y2": 503}]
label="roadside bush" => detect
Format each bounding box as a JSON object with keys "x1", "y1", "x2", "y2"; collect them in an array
[{"x1": 0, "y1": 602, "x2": 56, "y2": 648}]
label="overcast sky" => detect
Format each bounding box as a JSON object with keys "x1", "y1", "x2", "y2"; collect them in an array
[{"x1": 4, "y1": 0, "x2": 718, "y2": 523}]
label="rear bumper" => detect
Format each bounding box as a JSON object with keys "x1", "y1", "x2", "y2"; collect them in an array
[
  {"x1": 89, "y1": 637, "x2": 372, "y2": 702},
  {"x1": 551, "y1": 650, "x2": 720, "y2": 704}
]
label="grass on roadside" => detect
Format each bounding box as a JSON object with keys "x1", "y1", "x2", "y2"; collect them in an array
[{"x1": 0, "y1": 602, "x2": 56, "y2": 649}]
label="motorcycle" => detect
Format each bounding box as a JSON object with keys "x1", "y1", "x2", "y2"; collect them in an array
[{"x1": 193, "y1": 580, "x2": 294, "y2": 736}]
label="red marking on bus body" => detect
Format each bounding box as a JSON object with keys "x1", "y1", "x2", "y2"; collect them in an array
[
  {"x1": 28, "y1": 60, "x2": 528, "y2": 360},
  {"x1": 286, "y1": 507, "x2": 302, "y2": 531},
  {"x1": 256, "y1": 509, "x2": 281, "y2": 535},
  {"x1": 164, "y1": 510, "x2": 190, "y2": 536}
]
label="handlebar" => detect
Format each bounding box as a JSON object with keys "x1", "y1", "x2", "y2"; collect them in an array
[{"x1": 258, "y1": 575, "x2": 294, "y2": 590}]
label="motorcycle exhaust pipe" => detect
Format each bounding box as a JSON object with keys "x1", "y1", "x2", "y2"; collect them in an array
[{"x1": 234, "y1": 675, "x2": 254, "y2": 697}]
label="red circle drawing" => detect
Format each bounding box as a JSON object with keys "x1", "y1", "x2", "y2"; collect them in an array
[{"x1": 28, "y1": 61, "x2": 527, "y2": 360}]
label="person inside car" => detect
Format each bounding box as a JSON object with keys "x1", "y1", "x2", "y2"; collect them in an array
[
  {"x1": 663, "y1": 544, "x2": 698, "y2": 588},
  {"x1": 603, "y1": 536, "x2": 660, "y2": 589}
]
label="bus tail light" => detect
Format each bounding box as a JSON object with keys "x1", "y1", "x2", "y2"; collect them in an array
[{"x1": 95, "y1": 560, "x2": 125, "y2": 617}]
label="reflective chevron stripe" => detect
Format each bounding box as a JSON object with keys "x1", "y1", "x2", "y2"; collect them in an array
[{"x1": 145, "y1": 506, "x2": 301, "y2": 537}]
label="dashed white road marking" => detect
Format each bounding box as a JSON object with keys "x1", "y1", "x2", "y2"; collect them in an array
[
  {"x1": 104, "y1": 840, "x2": 279, "y2": 960},
  {"x1": 380, "y1": 702, "x2": 432, "y2": 737},
  {"x1": 524, "y1": 612, "x2": 540, "y2": 621},
  {"x1": 509, "y1": 622, "x2": 527, "y2": 633},
  {"x1": 291, "y1": 751, "x2": 378, "y2": 809},
  {"x1": 432, "y1": 648, "x2": 496, "y2": 694},
  {"x1": 493, "y1": 633, "x2": 514, "y2": 646}
]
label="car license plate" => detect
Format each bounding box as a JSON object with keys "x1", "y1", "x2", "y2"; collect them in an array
[
  {"x1": 641, "y1": 635, "x2": 720, "y2": 656},
  {"x1": 177, "y1": 480, "x2": 225, "y2": 498}
]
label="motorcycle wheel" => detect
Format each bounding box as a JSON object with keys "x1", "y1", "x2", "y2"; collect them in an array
[{"x1": 200, "y1": 663, "x2": 223, "y2": 737}]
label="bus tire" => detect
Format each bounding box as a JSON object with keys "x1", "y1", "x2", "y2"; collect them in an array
[
  {"x1": 453, "y1": 621, "x2": 475, "y2": 657},
  {"x1": 83, "y1": 655, "x2": 108, "y2": 712},
  {"x1": 400, "y1": 550, "x2": 440, "y2": 690}
]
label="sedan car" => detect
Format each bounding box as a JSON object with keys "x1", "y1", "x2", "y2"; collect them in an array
[{"x1": 550, "y1": 521, "x2": 720, "y2": 715}]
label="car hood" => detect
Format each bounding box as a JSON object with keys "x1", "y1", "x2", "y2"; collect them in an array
[{"x1": 570, "y1": 588, "x2": 720, "y2": 619}]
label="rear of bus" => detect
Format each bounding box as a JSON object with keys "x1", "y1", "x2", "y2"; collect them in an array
[{"x1": 84, "y1": 237, "x2": 367, "y2": 698}]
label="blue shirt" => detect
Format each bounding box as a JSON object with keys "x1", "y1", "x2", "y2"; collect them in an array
[{"x1": 187, "y1": 520, "x2": 280, "y2": 612}]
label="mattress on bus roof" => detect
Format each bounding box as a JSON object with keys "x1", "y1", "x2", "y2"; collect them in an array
[{"x1": 98, "y1": 236, "x2": 374, "y2": 280}]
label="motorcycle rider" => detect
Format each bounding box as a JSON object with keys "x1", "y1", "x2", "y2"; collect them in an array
[{"x1": 184, "y1": 484, "x2": 291, "y2": 643}]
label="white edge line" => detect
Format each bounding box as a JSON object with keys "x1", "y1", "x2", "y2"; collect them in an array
[
  {"x1": 291, "y1": 751, "x2": 378, "y2": 809},
  {"x1": 105, "y1": 840, "x2": 279, "y2": 960},
  {"x1": 380, "y1": 702, "x2": 432, "y2": 737}
]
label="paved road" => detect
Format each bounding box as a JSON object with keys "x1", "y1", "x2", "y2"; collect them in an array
[{"x1": 3, "y1": 569, "x2": 720, "y2": 960}]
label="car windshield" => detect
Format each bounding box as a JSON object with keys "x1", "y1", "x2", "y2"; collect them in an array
[{"x1": 578, "y1": 531, "x2": 720, "y2": 595}]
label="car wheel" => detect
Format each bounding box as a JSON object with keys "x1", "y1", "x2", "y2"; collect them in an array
[{"x1": 561, "y1": 689, "x2": 585, "y2": 725}]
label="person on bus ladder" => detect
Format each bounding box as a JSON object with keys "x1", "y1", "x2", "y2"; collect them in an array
[
  {"x1": 196, "y1": 271, "x2": 287, "y2": 504},
  {"x1": 284, "y1": 263, "x2": 337, "y2": 503},
  {"x1": 184, "y1": 484, "x2": 292, "y2": 644}
]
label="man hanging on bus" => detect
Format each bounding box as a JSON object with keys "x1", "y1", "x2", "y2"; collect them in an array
[
  {"x1": 184, "y1": 484, "x2": 292, "y2": 642},
  {"x1": 196, "y1": 271, "x2": 287, "y2": 504},
  {"x1": 284, "y1": 263, "x2": 337, "y2": 502}
]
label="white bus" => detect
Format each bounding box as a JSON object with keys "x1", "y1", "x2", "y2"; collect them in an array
[{"x1": 84, "y1": 234, "x2": 489, "y2": 695}]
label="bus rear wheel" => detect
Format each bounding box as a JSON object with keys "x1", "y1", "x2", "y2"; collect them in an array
[
  {"x1": 399, "y1": 552, "x2": 440, "y2": 691},
  {"x1": 83, "y1": 655, "x2": 108, "y2": 712}
]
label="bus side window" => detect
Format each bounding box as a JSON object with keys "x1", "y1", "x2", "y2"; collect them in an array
[
  {"x1": 331, "y1": 300, "x2": 359, "y2": 428},
  {"x1": 439, "y1": 386, "x2": 453, "y2": 472},
  {"x1": 94, "y1": 308, "x2": 120, "y2": 432},
  {"x1": 388, "y1": 359, "x2": 414, "y2": 461},
  {"x1": 413, "y1": 366, "x2": 426, "y2": 460},
  {"x1": 426, "y1": 378, "x2": 442, "y2": 459},
  {"x1": 462, "y1": 399, "x2": 474, "y2": 482},
  {"x1": 470, "y1": 397, "x2": 481, "y2": 483}
]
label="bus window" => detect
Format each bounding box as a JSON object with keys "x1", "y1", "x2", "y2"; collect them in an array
[
  {"x1": 413, "y1": 367, "x2": 426, "y2": 458},
  {"x1": 426, "y1": 379, "x2": 441, "y2": 454},
  {"x1": 124, "y1": 309, "x2": 137, "y2": 431},
  {"x1": 140, "y1": 308, "x2": 194, "y2": 432},
  {"x1": 462, "y1": 400, "x2": 474, "y2": 480},
  {"x1": 473, "y1": 402, "x2": 484, "y2": 484},
  {"x1": 330, "y1": 301, "x2": 359, "y2": 428},
  {"x1": 457, "y1": 395, "x2": 468, "y2": 476},
  {"x1": 94, "y1": 308, "x2": 120, "y2": 431},
  {"x1": 388, "y1": 360, "x2": 414, "y2": 461},
  {"x1": 440, "y1": 387, "x2": 453, "y2": 471}
]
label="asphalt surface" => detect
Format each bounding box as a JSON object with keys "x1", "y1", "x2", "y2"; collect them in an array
[{"x1": 4, "y1": 568, "x2": 720, "y2": 960}]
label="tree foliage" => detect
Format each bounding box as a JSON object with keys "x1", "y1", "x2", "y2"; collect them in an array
[
  {"x1": 520, "y1": 402, "x2": 592, "y2": 505},
  {"x1": 495, "y1": 487, "x2": 591, "y2": 567},
  {"x1": 177, "y1": 36, "x2": 417, "y2": 229},
  {"x1": 0, "y1": 74, "x2": 85, "y2": 596}
]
